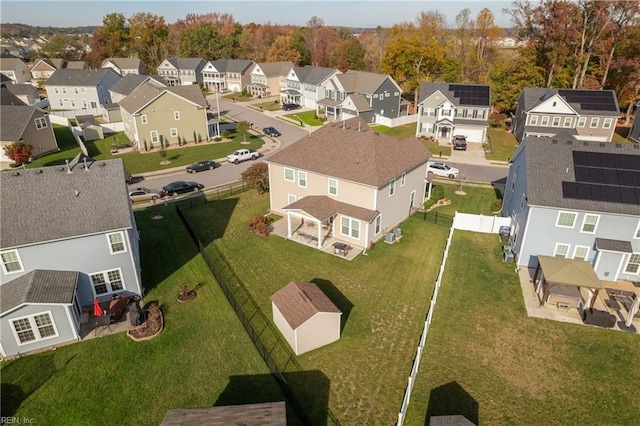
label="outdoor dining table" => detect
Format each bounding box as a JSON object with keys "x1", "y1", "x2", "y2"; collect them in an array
[{"x1": 92, "y1": 314, "x2": 113, "y2": 336}]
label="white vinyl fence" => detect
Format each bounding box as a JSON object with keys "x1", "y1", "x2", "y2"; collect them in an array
[
  {"x1": 375, "y1": 113, "x2": 418, "y2": 128},
  {"x1": 49, "y1": 107, "x2": 102, "y2": 118},
  {"x1": 396, "y1": 211, "x2": 511, "y2": 425},
  {"x1": 48, "y1": 114, "x2": 87, "y2": 155}
]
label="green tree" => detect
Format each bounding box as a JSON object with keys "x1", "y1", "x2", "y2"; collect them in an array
[
  {"x1": 3, "y1": 140, "x2": 33, "y2": 165},
  {"x1": 102, "y1": 12, "x2": 130, "y2": 57},
  {"x1": 237, "y1": 121, "x2": 250, "y2": 142},
  {"x1": 332, "y1": 37, "x2": 365, "y2": 72},
  {"x1": 178, "y1": 23, "x2": 223, "y2": 59},
  {"x1": 241, "y1": 162, "x2": 269, "y2": 194}
]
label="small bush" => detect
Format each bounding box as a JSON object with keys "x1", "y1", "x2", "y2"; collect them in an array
[
  {"x1": 214, "y1": 137, "x2": 222, "y2": 142},
  {"x1": 221, "y1": 130, "x2": 231, "y2": 139},
  {"x1": 431, "y1": 185, "x2": 445, "y2": 201},
  {"x1": 248, "y1": 215, "x2": 272, "y2": 236},
  {"x1": 423, "y1": 199, "x2": 436, "y2": 210}
]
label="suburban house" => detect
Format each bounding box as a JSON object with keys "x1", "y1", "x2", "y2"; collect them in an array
[
  {"x1": 101, "y1": 57, "x2": 146, "y2": 76},
  {"x1": 0, "y1": 155, "x2": 143, "y2": 358},
  {"x1": 415, "y1": 83, "x2": 491, "y2": 143},
  {"x1": 30, "y1": 58, "x2": 66, "y2": 80},
  {"x1": 511, "y1": 88, "x2": 620, "y2": 143},
  {"x1": 281, "y1": 66, "x2": 341, "y2": 108},
  {"x1": 246, "y1": 61, "x2": 293, "y2": 98},
  {"x1": 0, "y1": 87, "x2": 58, "y2": 161},
  {"x1": 628, "y1": 112, "x2": 640, "y2": 143},
  {"x1": 157, "y1": 57, "x2": 205, "y2": 86},
  {"x1": 502, "y1": 136, "x2": 640, "y2": 283},
  {"x1": 119, "y1": 81, "x2": 208, "y2": 150},
  {"x1": 44, "y1": 68, "x2": 121, "y2": 110},
  {"x1": 108, "y1": 74, "x2": 166, "y2": 104},
  {"x1": 201, "y1": 59, "x2": 254, "y2": 93},
  {"x1": 319, "y1": 70, "x2": 406, "y2": 123},
  {"x1": 0, "y1": 57, "x2": 30, "y2": 83},
  {"x1": 271, "y1": 281, "x2": 342, "y2": 356},
  {"x1": 267, "y1": 116, "x2": 431, "y2": 250},
  {"x1": 3, "y1": 83, "x2": 41, "y2": 106}
]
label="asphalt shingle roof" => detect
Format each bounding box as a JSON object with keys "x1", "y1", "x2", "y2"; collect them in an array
[
  {"x1": 119, "y1": 81, "x2": 205, "y2": 113},
  {"x1": 0, "y1": 103, "x2": 35, "y2": 141},
  {"x1": 109, "y1": 74, "x2": 155, "y2": 96},
  {"x1": 292, "y1": 66, "x2": 338, "y2": 85},
  {"x1": 255, "y1": 61, "x2": 293, "y2": 77},
  {"x1": 1, "y1": 270, "x2": 78, "y2": 313},
  {"x1": 4, "y1": 83, "x2": 39, "y2": 99},
  {"x1": 336, "y1": 70, "x2": 390, "y2": 94},
  {"x1": 44, "y1": 68, "x2": 119, "y2": 87},
  {"x1": 270, "y1": 282, "x2": 341, "y2": 329},
  {"x1": 102, "y1": 57, "x2": 144, "y2": 71},
  {"x1": 284, "y1": 195, "x2": 378, "y2": 222},
  {"x1": 267, "y1": 117, "x2": 430, "y2": 188},
  {"x1": 0, "y1": 155, "x2": 133, "y2": 248},
  {"x1": 209, "y1": 59, "x2": 254, "y2": 73},
  {"x1": 594, "y1": 238, "x2": 633, "y2": 253},
  {"x1": 163, "y1": 57, "x2": 205, "y2": 70}
]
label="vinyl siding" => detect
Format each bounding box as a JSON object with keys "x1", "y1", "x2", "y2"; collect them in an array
[{"x1": 295, "y1": 312, "x2": 341, "y2": 355}]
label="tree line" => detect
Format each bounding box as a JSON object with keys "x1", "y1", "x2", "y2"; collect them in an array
[{"x1": 34, "y1": 1, "x2": 640, "y2": 115}]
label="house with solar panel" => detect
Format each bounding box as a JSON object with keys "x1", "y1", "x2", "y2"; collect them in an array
[
  {"x1": 415, "y1": 83, "x2": 491, "y2": 143},
  {"x1": 511, "y1": 88, "x2": 620, "y2": 143},
  {"x1": 629, "y1": 112, "x2": 640, "y2": 143},
  {"x1": 501, "y1": 137, "x2": 640, "y2": 282},
  {"x1": 0, "y1": 155, "x2": 143, "y2": 358}
]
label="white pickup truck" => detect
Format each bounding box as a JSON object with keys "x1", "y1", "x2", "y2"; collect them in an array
[{"x1": 226, "y1": 149, "x2": 259, "y2": 164}]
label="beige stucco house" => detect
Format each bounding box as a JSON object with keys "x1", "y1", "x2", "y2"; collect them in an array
[
  {"x1": 271, "y1": 281, "x2": 342, "y2": 356},
  {"x1": 246, "y1": 61, "x2": 293, "y2": 98},
  {"x1": 119, "y1": 80, "x2": 208, "y2": 150},
  {"x1": 267, "y1": 116, "x2": 431, "y2": 250}
]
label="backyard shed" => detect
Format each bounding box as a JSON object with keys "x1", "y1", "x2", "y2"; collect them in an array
[{"x1": 271, "y1": 281, "x2": 342, "y2": 355}]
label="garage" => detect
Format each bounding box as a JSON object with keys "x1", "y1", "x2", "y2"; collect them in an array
[{"x1": 454, "y1": 125, "x2": 485, "y2": 143}]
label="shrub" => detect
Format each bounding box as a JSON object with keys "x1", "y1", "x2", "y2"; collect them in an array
[
  {"x1": 423, "y1": 199, "x2": 437, "y2": 210},
  {"x1": 241, "y1": 162, "x2": 269, "y2": 194},
  {"x1": 248, "y1": 215, "x2": 272, "y2": 236},
  {"x1": 431, "y1": 184, "x2": 445, "y2": 201},
  {"x1": 221, "y1": 130, "x2": 231, "y2": 139},
  {"x1": 214, "y1": 137, "x2": 222, "y2": 142}
]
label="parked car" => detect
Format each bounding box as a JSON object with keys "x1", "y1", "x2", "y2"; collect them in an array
[
  {"x1": 185, "y1": 160, "x2": 220, "y2": 174},
  {"x1": 226, "y1": 149, "x2": 259, "y2": 164},
  {"x1": 129, "y1": 187, "x2": 161, "y2": 203},
  {"x1": 263, "y1": 127, "x2": 281, "y2": 137},
  {"x1": 452, "y1": 135, "x2": 467, "y2": 151},
  {"x1": 282, "y1": 103, "x2": 301, "y2": 111},
  {"x1": 427, "y1": 162, "x2": 460, "y2": 179},
  {"x1": 161, "y1": 181, "x2": 204, "y2": 196}
]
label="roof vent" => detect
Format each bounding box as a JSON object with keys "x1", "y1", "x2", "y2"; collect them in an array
[
  {"x1": 552, "y1": 140, "x2": 558, "y2": 144},
  {"x1": 583, "y1": 141, "x2": 589, "y2": 146},
  {"x1": 58, "y1": 166, "x2": 65, "y2": 172},
  {"x1": 566, "y1": 140, "x2": 573, "y2": 145}
]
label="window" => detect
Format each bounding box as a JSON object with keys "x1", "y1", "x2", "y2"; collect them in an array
[
  {"x1": 635, "y1": 222, "x2": 640, "y2": 239},
  {"x1": 441, "y1": 109, "x2": 451, "y2": 117},
  {"x1": 174, "y1": 111, "x2": 180, "y2": 120},
  {"x1": 287, "y1": 194, "x2": 297, "y2": 204},
  {"x1": 107, "y1": 232, "x2": 126, "y2": 254},
  {"x1": 540, "y1": 116, "x2": 549, "y2": 126},
  {"x1": 150, "y1": 130, "x2": 159, "y2": 144},
  {"x1": 389, "y1": 178, "x2": 396, "y2": 196},
  {"x1": 80, "y1": 87, "x2": 86, "y2": 94},
  {"x1": 563, "y1": 117, "x2": 573, "y2": 127},
  {"x1": 624, "y1": 254, "x2": 640, "y2": 274},
  {"x1": 141, "y1": 115, "x2": 148, "y2": 124},
  {"x1": 341, "y1": 217, "x2": 360, "y2": 239},
  {"x1": 54, "y1": 87, "x2": 59, "y2": 94},
  {"x1": 590, "y1": 117, "x2": 599, "y2": 128},
  {"x1": 573, "y1": 246, "x2": 590, "y2": 261},
  {"x1": 70, "y1": 99, "x2": 76, "y2": 107},
  {"x1": 520, "y1": 194, "x2": 526, "y2": 209},
  {"x1": 74, "y1": 87, "x2": 79, "y2": 94},
  {"x1": 12, "y1": 313, "x2": 58, "y2": 345},
  {"x1": 529, "y1": 115, "x2": 538, "y2": 125},
  {"x1": 581, "y1": 214, "x2": 599, "y2": 233},
  {"x1": 284, "y1": 168, "x2": 294, "y2": 182},
  {"x1": 34, "y1": 117, "x2": 48, "y2": 130},
  {"x1": 170, "y1": 128, "x2": 178, "y2": 137},
  {"x1": 410, "y1": 190, "x2": 416, "y2": 207},
  {"x1": 552, "y1": 116, "x2": 561, "y2": 127},
  {"x1": 577, "y1": 117, "x2": 586, "y2": 128},
  {"x1": 554, "y1": 243, "x2": 571, "y2": 258},
  {"x1": 328, "y1": 178, "x2": 338, "y2": 196},
  {"x1": 91, "y1": 269, "x2": 124, "y2": 295},
  {"x1": 603, "y1": 118, "x2": 613, "y2": 129},
  {"x1": 298, "y1": 171, "x2": 307, "y2": 188},
  {"x1": 375, "y1": 215, "x2": 382, "y2": 235},
  {"x1": 401, "y1": 173, "x2": 406, "y2": 186},
  {"x1": 61, "y1": 87, "x2": 66, "y2": 94},
  {"x1": 556, "y1": 211, "x2": 577, "y2": 228},
  {"x1": 1, "y1": 250, "x2": 24, "y2": 274},
  {"x1": 58, "y1": 99, "x2": 64, "y2": 107}
]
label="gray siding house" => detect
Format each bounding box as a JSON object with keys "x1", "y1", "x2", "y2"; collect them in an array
[
  {"x1": 157, "y1": 57, "x2": 205, "y2": 86},
  {"x1": 629, "y1": 112, "x2": 640, "y2": 143},
  {"x1": 511, "y1": 88, "x2": 620, "y2": 143},
  {"x1": 101, "y1": 57, "x2": 146, "y2": 76},
  {"x1": 44, "y1": 68, "x2": 121, "y2": 110},
  {"x1": 0, "y1": 155, "x2": 143, "y2": 358},
  {"x1": 415, "y1": 83, "x2": 491, "y2": 143},
  {"x1": 502, "y1": 137, "x2": 640, "y2": 283},
  {"x1": 108, "y1": 74, "x2": 166, "y2": 104},
  {"x1": 282, "y1": 66, "x2": 340, "y2": 108}
]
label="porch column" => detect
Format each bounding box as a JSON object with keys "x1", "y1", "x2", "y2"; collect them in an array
[
  {"x1": 589, "y1": 289, "x2": 600, "y2": 309},
  {"x1": 286, "y1": 212, "x2": 292, "y2": 238},
  {"x1": 316, "y1": 219, "x2": 322, "y2": 248}
]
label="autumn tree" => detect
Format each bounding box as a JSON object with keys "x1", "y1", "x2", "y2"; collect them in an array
[
  {"x1": 304, "y1": 16, "x2": 324, "y2": 65},
  {"x1": 267, "y1": 35, "x2": 302, "y2": 64},
  {"x1": 453, "y1": 8, "x2": 476, "y2": 82},
  {"x1": 474, "y1": 8, "x2": 504, "y2": 83},
  {"x1": 3, "y1": 141, "x2": 33, "y2": 165},
  {"x1": 237, "y1": 121, "x2": 251, "y2": 142},
  {"x1": 332, "y1": 37, "x2": 365, "y2": 72},
  {"x1": 39, "y1": 34, "x2": 82, "y2": 60},
  {"x1": 605, "y1": 23, "x2": 640, "y2": 122},
  {"x1": 240, "y1": 23, "x2": 289, "y2": 62},
  {"x1": 359, "y1": 27, "x2": 389, "y2": 72},
  {"x1": 128, "y1": 13, "x2": 170, "y2": 70},
  {"x1": 102, "y1": 12, "x2": 130, "y2": 57},
  {"x1": 490, "y1": 56, "x2": 545, "y2": 112},
  {"x1": 241, "y1": 162, "x2": 269, "y2": 194}
]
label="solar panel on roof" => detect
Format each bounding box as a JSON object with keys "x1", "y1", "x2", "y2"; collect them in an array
[{"x1": 590, "y1": 185, "x2": 608, "y2": 201}]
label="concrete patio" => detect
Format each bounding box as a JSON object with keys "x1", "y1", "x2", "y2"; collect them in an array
[
  {"x1": 78, "y1": 299, "x2": 138, "y2": 340},
  {"x1": 517, "y1": 266, "x2": 640, "y2": 334}
]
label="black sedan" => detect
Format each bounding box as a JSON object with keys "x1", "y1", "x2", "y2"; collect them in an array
[
  {"x1": 185, "y1": 160, "x2": 220, "y2": 174},
  {"x1": 282, "y1": 103, "x2": 301, "y2": 111},
  {"x1": 263, "y1": 127, "x2": 281, "y2": 137},
  {"x1": 161, "y1": 181, "x2": 204, "y2": 196}
]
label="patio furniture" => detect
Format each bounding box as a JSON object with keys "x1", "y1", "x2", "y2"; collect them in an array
[
  {"x1": 604, "y1": 299, "x2": 621, "y2": 310},
  {"x1": 107, "y1": 294, "x2": 129, "y2": 321},
  {"x1": 92, "y1": 314, "x2": 113, "y2": 336},
  {"x1": 582, "y1": 309, "x2": 616, "y2": 328}
]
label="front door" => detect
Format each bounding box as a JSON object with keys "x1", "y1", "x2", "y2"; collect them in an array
[{"x1": 439, "y1": 127, "x2": 450, "y2": 139}]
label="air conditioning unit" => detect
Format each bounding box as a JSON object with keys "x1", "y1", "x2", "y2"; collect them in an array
[
  {"x1": 385, "y1": 232, "x2": 396, "y2": 243},
  {"x1": 393, "y1": 228, "x2": 402, "y2": 238}
]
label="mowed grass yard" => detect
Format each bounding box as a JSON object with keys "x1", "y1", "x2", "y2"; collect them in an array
[
  {"x1": 372, "y1": 123, "x2": 452, "y2": 157},
  {"x1": 0, "y1": 207, "x2": 291, "y2": 425},
  {"x1": 403, "y1": 231, "x2": 640, "y2": 425}
]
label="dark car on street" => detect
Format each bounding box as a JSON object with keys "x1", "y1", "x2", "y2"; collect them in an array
[
  {"x1": 263, "y1": 127, "x2": 281, "y2": 137},
  {"x1": 161, "y1": 181, "x2": 204, "y2": 196},
  {"x1": 282, "y1": 103, "x2": 301, "y2": 111},
  {"x1": 185, "y1": 160, "x2": 220, "y2": 174}
]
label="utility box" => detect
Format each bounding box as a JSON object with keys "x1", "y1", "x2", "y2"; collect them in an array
[
  {"x1": 393, "y1": 227, "x2": 402, "y2": 238},
  {"x1": 499, "y1": 226, "x2": 511, "y2": 244},
  {"x1": 385, "y1": 232, "x2": 396, "y2": 243},
  {"x1": 503, "y1": 250, "x2": 514, "y2": 263}
]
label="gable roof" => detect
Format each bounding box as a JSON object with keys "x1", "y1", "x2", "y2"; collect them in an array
[
  {"x1": 66, "y1": 61, "x2": 88, "y2": 69},
  {"x1": 418, "y1": 83, "x2": 491, "y2": 107},
  {"x1": 520, "y1": 88, "x2": 620, "y2": 116},
  {"x1": 337, "y1": 70, "x2": 396, "y2": 94},
  {"x1": 255, "y1": 61, "x2": 293, "y2": 77},
  {"x1": 208, "y1": 59, "x2": 254, "y2": 73},
  {"x1": 45, "y1": 68, "x2": 119, "y2": 87},
  {"x1": 102, "y1": 57, "x2": 144, "y2": 70},
  {"x1": 0, "y1": 93, "x2": 37, "y2": 142},
  {"x1": 285, "y1": 195, "x2": 378, "y2": 222},
  {"x1": 4, "y1": 83, "x2": 39, "y2": 100},
  {"x1": 109, "y1": 74, "x2": 164, "y2": 96},
  {"x1": 119, "y1": 81, "x2": 205, "y2": 114},
  {"x1": 32, "y1": 58, "x2": 61, "y2": 71},
  {"x1": 518, "y1": 137, "x2": 640, "y2": 216},
  {"x1": 0, "y1": 86, "x2": 27, "y2": 106},
  {"x1": 1, "y1": 270, "x2": 78, "y2": 314},
  {"x1": 267, "y1": 117, "x2": 431, "y2": 188},
  {"x1": 0, "y1": 155, "x2": 133, "y2": 248},
  {"x1": 347, "y1": 93, "x2": 373, "y2": 112},
  {"x1": 0, "y1": 57, "x2": 27, "y2": 70},
  {"x1": 161, "y1": 57, "x2": 205, "y2": 70},
  {"x1": 292, "y1": 66, "x2": 338, "y2": 85},
  {"x1": 271, "y1": 282, "x2": 341, "y2": 329}
]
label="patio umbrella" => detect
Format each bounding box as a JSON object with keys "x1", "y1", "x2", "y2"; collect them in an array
[
  {"x1": 624, "y1": 297, "x2": 640, "y2": 328},
  {"x1": 93, "y1": 297, "x2": 104, "y2": 317}
]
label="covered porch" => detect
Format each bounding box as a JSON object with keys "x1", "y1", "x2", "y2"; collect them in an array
[
  {"x1": 435, "y1": 118, "x2": 454, "y2": 142},
  {"x1": 280, "y1": 88, "x2": 301, "y2": 105},
  {"x1": 317, "y1": 98, "x2": 341, "y2": 120}
]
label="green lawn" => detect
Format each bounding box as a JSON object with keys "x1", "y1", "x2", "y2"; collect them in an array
[
  {"x1": 485, "y1": 127, "x2": 519, "y2": 162},
  {"x1": 254, "y1": 100, "x2": 282, "y2": 112},
  {"x1": 284, "y1": 110, "x2": 324, "y2": 126},
  {"x1": 0, "y1": 206, "x2": 292, "y2": 425},
  {"x1": 223, "y1": 92, "x2": 253, "y2": 102},
  {"x1": 403, "y1": 231, "x2": 640, "y2": 425},
  {"x1": 26, "y1": 127, "x2": 265, "y2": 175},
  {"x1": 371, "y1": 123, "x2": 452, "y2": 157}
]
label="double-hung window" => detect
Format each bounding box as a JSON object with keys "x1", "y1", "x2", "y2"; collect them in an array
[
  {"x1": 341, "y1": 217, "x2": 360, "y2": 239},
  {"x1": 389, "y1": 178, "x2": 396, "y2": 196},
  {"x1": 580, "y1": 214, "x2": 599, "y2": 233},
  {"x1": 284, "y1": 168, "x2": 294, "y2": 182},
  {"x1": 328, "y1": 178, "x2": 338, "y2": 196},
  {"x1": 107, "y1": 232, "x2": 126, "y2": 254},
  {"x1": 554, "y1": 243, "x2": 570, "y2": 258},
  {"x1": 174, "y1": 111, "x2": 180, "y2": 120},
  {"x1": 624, "y1": 254, "x2": 640, "y2": 274},
  {"x1": 12, "y1": 312, "x2": 58, "y2": 344},
  {"x1": 34, "y1": 117, "x2": 48, "y2": 130},
  {"x1": 556, "y1": 211, "x2": 577, "y2": 228},
  {"x1": 298, "y1": 171, "x2": 307, "y2": 188},
  {"x1": 573, "y1": 246, "x2": 590, "y2": 261},
  {"x1": 91, "y1": 269, "x2": 124, "y2": 295},
  {"x1": 1, "y1": 250, "x2": 24, "y2": 274}
]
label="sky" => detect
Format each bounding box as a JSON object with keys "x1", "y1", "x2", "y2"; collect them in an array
[{"x1": 0, "y1": 0, "x2": 515, "y2": 29}]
